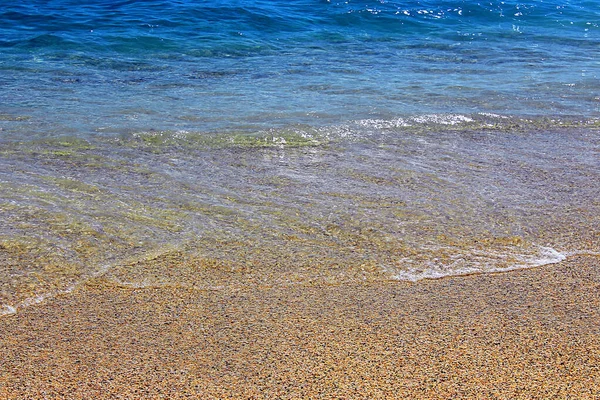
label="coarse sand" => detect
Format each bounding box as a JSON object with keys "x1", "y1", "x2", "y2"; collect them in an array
[{"x1": 1, "y1": 255, "x2": 599, "y2": 399}]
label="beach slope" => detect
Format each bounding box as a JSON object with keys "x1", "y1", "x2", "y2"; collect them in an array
[{"x1": 1, "y1": 256, "x2": 599, "y2": 399}]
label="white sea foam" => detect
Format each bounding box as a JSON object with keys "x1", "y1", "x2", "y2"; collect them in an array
[
  {"x1": 393, "y1": 264, "x2": 481, "y2": 282},
  {"x1": 564, "y1": 250, "x2": 600, "y2": 257},
  {"x1": 1, "y1": 304, "x2": 17, "y2": 316},
  {"x1": 19, "y1": 292, "x2": 53, "y2": 308},
  {"x1": 354, "y1": 118, "x2": 412, "y2": 129},
  {"x1": 392, "y1": 246, "x2": 567, "y2": 282},
  {"x1": 0, "y1": 264, "x2": 111, "y2": 318},
  {"x1": 0, "y1": 295, "x2": 51, "y2": 318},
  {"x1": 477, "y1": 112, "x2": 509, "y2": 119},
  {"x1": 356, "y1": 114, "x2": 476, "y2": 129},
  {"x1": 529, "y1": 246, "x2": 567, "y2": 264},
  {"x1": 0, "y1": 286, "x2": 76, "y2": 318},
  {"x1": 410, "y1": 114, "x2": 474, "y2": 125},
  {"x1": 108, "y1": 278, "x2": 158, "y2": 289}
]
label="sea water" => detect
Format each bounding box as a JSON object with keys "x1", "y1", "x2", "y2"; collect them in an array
[{"x1": 1, "y1": 0, "x2": 599, "y2": 315}]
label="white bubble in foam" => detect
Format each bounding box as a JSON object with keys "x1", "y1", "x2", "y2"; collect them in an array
[{"x1": 1, "y1": 304, "x2": 17, "y2": 315}]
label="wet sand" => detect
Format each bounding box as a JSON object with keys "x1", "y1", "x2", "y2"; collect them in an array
[{"x1": 1, "y1": 255, "x2": 599, "y2": 399}]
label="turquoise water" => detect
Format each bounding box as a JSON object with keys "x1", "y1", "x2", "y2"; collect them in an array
[
  {"x1": 1, "y1": 1, "x2": 599, "y2": 315},
  {"x1": 1, "y1": 0, "x2": 599, "y2": 138}
]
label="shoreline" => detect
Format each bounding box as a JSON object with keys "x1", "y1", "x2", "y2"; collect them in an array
[
  {"x1": 2, "y1": 243, "x2": 582, "y2": 320},
  {"x1": 1, "y1": 255, "x2": 599, "y2": 398}
]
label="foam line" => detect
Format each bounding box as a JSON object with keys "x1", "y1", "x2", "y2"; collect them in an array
[
  {"x1": 0, "y1": 265, "x2": 111, "y2": 318},
  {"x1": 1, "y1": 304, "x2": 17, "y2": 316},
  {"x1": 393, "y1": 246, "x2": 567, "y2": 282}
]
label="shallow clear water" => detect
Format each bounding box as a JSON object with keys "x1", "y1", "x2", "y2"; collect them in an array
[
  {"x1": 1, "y1": 0, "x2": 599, "y2": 138},
  {"x1": 1, "y1": 1, "x2": 599, "y2": 315}
]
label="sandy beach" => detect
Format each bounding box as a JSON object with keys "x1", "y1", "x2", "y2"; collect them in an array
[
  {"x1": 2, "y1": 0, "x2": 599, "y2": 398},
  {"x1": 1, "y1": 255, "x2": 599, "y2": 399}
]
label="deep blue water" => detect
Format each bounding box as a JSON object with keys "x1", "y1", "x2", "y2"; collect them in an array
[
  {"x1": 1, "y1": 1, "x2": 600, "y2": 314},
  {"x1": 1, "y1": 0, "x2": 599, "y2": 138}
]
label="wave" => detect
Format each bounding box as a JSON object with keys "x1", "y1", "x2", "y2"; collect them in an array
[
  {"x1": 101, "y1": 113, "x2": 600, "y2": 150},
  {"x1": 1, "y1": 111, "x2": 597, "y2": 150},
  {"x1": 392, "y1": 246, "x2": 567, "y2": 282},
  {"x1": 0, "y1": 244, "x2": 581, "y2": 318},
  {"x1": 1, "y1": 112, "x2": 598, "y2": 317},
  {"x1": 7, "y1": 244, "x2": 600, "y2": 317}
]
